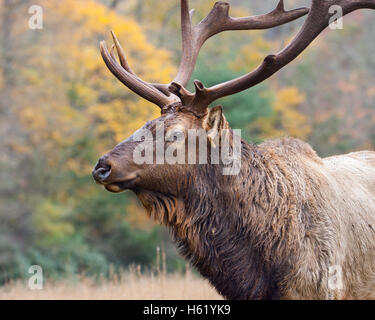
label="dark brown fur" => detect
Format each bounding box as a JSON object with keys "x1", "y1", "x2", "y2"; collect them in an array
[{"x1": 133, "y1": 137, "x2": 330, "y2": 299}]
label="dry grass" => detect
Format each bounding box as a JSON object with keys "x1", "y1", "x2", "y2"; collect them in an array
[{"x1": 0, "y1": 268, "x2": 223, "y2": 300}]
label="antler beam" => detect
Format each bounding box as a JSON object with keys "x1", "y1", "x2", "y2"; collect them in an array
[{"x1": 198, "y1": 0, "x2": 375, "y2": 107}]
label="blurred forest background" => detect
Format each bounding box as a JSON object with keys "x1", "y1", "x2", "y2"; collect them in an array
[{"x1": 1, "y1": 0, "x2": 375, "y2": 284}]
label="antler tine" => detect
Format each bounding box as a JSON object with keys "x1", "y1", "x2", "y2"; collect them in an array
[
  {"x1": 101, "y1": 30, "x2": 178, "y2": 108},
  {"x1": 201, "y1": 0, "x2": 375, "y2": 106},
  {"x1": 110, "y1": 30, "x2": 136, "y2": 76},
  {"x1": 172, "y1": 0, "x2": 195, "y2": 87},
  {"x1": 109, "y1": 31, "x2": 172, "y2": 96},
  {"x1": 100, "y1": 40, "x2": 173, "y2": 108},
  {"x1": 171, "y1": 0, "x2": 309, "y2": 89}
]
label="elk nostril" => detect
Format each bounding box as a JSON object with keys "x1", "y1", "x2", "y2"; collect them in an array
[
  {"x1": 92, "y1": 156, "x2": 112, "y2": 182},
  {"x1": 96, "y1": 165, "x2": 111, "y2": 180}
]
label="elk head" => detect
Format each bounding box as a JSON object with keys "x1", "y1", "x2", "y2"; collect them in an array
[{"x1": 93, "y1": 0, "x2": 375, "y2": 195}]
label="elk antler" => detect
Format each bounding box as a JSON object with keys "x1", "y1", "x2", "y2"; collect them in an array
[
  {"x1": 172, "y1": 0, "x2": 309, "y2": 87},
  {"x1": 100, "y1": 34, "x2": 176, "y2": 108},
  {"x1": 101, "y1": 0, "x2": 375, "y2": 114},
  {"x1": 100, "y1": 0, "x2": 309, "y2": 111},
  {"x1": 179, "y1": 0, "x2": 375, "y2": 111}
]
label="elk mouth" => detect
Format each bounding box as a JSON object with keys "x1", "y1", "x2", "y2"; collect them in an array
[{"x1": 103, "y1": 175, "x2": 139, "y2": 193}]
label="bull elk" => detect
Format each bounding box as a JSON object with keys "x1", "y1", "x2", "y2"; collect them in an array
[{"x1": 92, "y1": 0, "x2": 375, "y2": 299}]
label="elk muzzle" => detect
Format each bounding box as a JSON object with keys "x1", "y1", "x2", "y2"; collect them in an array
[{"x1": 92, "y1": 151, "x2": 141, "y2": 193}]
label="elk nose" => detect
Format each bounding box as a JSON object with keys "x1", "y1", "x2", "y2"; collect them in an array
[{"x1": 92, "y1": 155, "x2": 112, "y2": 183}]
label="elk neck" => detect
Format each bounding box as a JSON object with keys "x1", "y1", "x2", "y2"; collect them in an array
[{"x1": 135, "y1": 138, "x2": 317, "y2": 299}]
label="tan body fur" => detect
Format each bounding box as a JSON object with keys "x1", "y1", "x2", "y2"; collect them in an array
[{"x1": 255, "y1": 139, "x2": 375, "y2": 299}]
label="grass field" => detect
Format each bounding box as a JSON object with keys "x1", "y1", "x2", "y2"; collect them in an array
[{"x1": 0, "y1": 268, "x2": 222, "y2": 300}]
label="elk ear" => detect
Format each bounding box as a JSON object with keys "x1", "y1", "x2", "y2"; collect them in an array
[{"x1": 204, "y1": 105, "x2": 224, "y2": 147}]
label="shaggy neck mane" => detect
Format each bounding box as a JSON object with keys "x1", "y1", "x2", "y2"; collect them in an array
[{"x1": 136, "y1": 140, "x2": 322, "y2": 299}]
